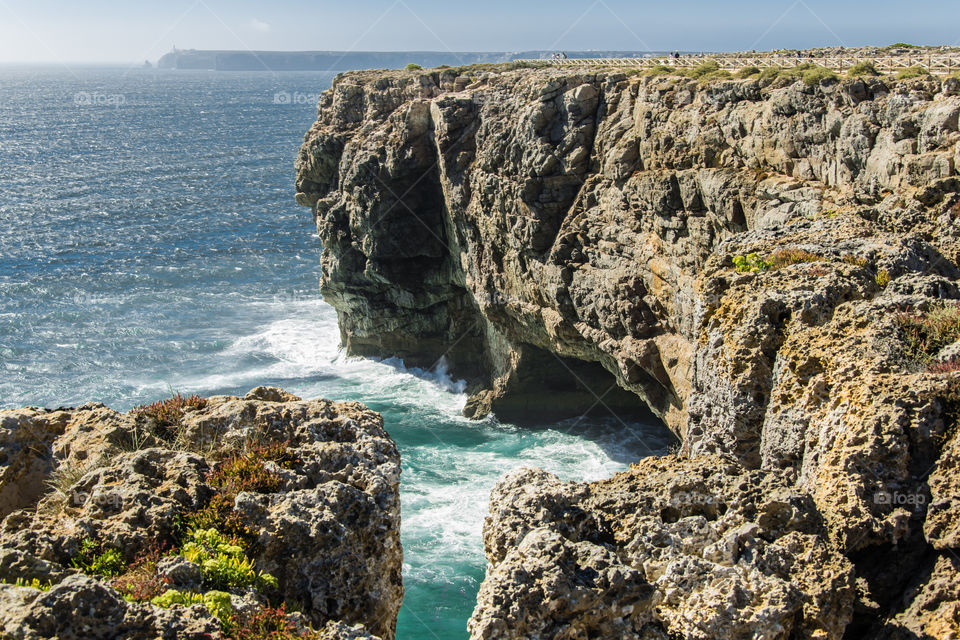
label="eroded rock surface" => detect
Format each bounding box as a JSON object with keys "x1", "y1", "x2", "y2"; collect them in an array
[
  {"x1": 297, "y1": 67, "x2": 960, "y2": 638},
  {"x1": 0, "y1": 388, "x2": 401, "y2": 640}
]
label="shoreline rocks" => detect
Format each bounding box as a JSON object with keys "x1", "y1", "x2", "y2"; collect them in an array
[{"x1": 0, "y1": 388, "x2": 402, "y2": 640}]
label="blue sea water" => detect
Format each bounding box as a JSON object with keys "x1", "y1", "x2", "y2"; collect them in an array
[{"x1": 0, "y1": 67, "x2": 674, "y2": 639}]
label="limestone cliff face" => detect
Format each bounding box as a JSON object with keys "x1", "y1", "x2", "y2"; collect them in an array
[{"x1": 298, "y1": 68, "x2": 960, "y2": 637}]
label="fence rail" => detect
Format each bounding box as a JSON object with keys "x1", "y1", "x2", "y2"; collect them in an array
[{"x1": 515, "y1": 55, "x2": 960, "y2": 75}]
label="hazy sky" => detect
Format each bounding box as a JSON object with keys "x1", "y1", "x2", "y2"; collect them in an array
[{"x1": 0, "y1": 0, "x2": 958, "y2": 63}]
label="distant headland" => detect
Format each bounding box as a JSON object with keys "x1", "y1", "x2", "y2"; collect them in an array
[{"x1": 156, "y1": 48, "x2": 666, "y2": 71}]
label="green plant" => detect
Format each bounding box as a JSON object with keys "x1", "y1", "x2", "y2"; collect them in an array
[
  {"x1": 179, "y1": 528, "x2": 277, "y2": 592},
  {"x1": 887, "y1": 42, "x2": 919, "y2": 49},
  {"x1": 847, "y1": 61, "x2": 880, "y2": 78},
  {"x1": 896, "y1": 66, "x2": 930, "y2": 80},
  {"x1": 72, "y1": 538, "x2": 124, "y2": 577},
  {"x1": 801, "y1": 66, "x2": 838, "y2": 86},
  {"x1": 153, "y1": 589, "x2": 234, "y2": 623},
  {"x1": 404, "y1": 63, "x2": 422, "y2": 71},
  {"x1": 759, "y1": 65, "x2": 782, "y2": 80},
  {"x1": 875, "y1": 269, "x2": 892, "y2": 288},
  {"x1": 3, "y1": 578, "x2": 52, "y2": 591},
  {"x1": 644, "y1": 64, "x2": 673, "y2": 76},
  {"x1": 736, "y1": 66, "x2": 761, "y2": 79},
  {"x1": 896, "y1": 303, "x2": 960, "y2": 364},
  {"x1": 681, "y1": 60, "x2": 721, "y2": 79},
  {"x1": 732, "y1": 253, "x2": 772, "y2": 273}
]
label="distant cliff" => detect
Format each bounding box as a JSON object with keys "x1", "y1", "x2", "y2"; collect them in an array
[
  {"x1": 297, "y1": 65, "x2": 960, "y2": 637},
  {"x1": 156, "y1": 50, "x2": 659, "y2": 71}
]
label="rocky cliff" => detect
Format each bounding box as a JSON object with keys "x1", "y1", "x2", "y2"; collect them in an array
[
  {"x1": 0, "y1": 387, "x2": 402, "y2": 640},
  {"x1": 297, "y1": 66, "x2": 960, "y2": 637}
]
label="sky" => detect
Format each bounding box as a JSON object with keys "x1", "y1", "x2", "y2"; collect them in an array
[{"x1": 0, "y1": 0, "x2": 958, "y2": 63}]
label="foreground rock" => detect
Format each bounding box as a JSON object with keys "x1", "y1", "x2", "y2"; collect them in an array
[
  {"x1": 0, "y1": 387, "x2": 401, "y2": 640},
  {"x1": 471, "y1": 457, "x2": 856, "y2": 639},
  {"x1": 297, "y1": 65, "x2": 960, "y2": 636}
]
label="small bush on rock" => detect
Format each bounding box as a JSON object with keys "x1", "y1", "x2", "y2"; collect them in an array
[
  {"x1": 226, "y1": 604, "x2": 317, "y2": 640},
  {"x1": 72, "y1": 538, "x2": 124, "y2": 577},
  {"x1": 3, "y1": 578, "x2": 52, "y2": 591},
  {"x1": 405, "y1": 63, "x2": 422, "y2": 71},
  {"x1": 113, "y1": 543, "x2": 172, "y2": 602},
  {"x1": 736, "y1": 66, "x2": 761, "y2": 78},
  {"x1": 130, "y1": 392, "x2": 207, "y2": 441},
  {"x1": 896, "y1": 66, "x2": 930, "y2": 80},
  {"x1": 768, "y1": 249, "x2": 823, "y2": 268},
  {"x1": 153, "y1": 588, "x2": 234, "y2": 623},
  {"x1": 733, "y1": 253, "x2": 772, "y2": 273},
  {"x1": 896, "y1": 303, "x2": 960, "y2": 365},
  {"x1": 847, "y1": 61, "x2": 880, "y2": 78},
  {"x1": 180, "y1": 528, "x2": 277, "y2": 592}
]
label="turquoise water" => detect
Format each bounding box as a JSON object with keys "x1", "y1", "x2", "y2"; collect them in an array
[{"x1": 0, "y1": 67, "x2": 674, "y2": 638}]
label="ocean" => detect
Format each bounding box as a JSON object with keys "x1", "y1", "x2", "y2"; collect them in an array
[{"x1": 0, "y1": 66, "x2": 674, "y2": 639}]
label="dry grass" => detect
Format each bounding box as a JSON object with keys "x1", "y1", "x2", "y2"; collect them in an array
[{"x1": 896, "y1": 303, "x2": 960, "y2": 367}]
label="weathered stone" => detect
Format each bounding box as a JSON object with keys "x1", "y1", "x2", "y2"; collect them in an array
[{"x1": 0, "y1": 388, "x2": 403, "y2": 640}]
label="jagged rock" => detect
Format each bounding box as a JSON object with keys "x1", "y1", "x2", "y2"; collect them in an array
[
  {"x1": 472, "y1": 457, "x2": 854, "y2": 639},
  {"x1": 0, "y1": 388, "x2": 403, "y2": 640},
  {"x1": 0, "y1": 574, "x2": 220, "y2": 639}
]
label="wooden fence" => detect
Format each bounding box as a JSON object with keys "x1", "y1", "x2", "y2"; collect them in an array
[{"x1": 516, "y1": 55, "x2": 960, "y2": 75}]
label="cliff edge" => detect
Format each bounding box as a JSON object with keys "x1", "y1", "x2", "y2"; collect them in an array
[{"x1": 297, "y1": 66, "x2": 960, "y2": 637}]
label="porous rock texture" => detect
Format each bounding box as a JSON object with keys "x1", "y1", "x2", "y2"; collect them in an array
[
  {"x1": 297, "y1": 66, "x2": 960, "y2": 637},
  {"x1": 0, "y1": 387, "x2": 401, "y2": 640}
]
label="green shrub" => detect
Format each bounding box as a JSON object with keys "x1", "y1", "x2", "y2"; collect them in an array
[
  {"x1": 405, "y1": 63, "x2": 422, "y2": 71},
  {"x1": 3, "y1": 578, "x2": 52, "y2": 591},
  {"x1": 682, "y1": 60, "x2": 721, "y2": 79},
  {"x1": 180, "y1": 528, "x2": 277, "y2": 592},
  {"x1": 875, "y1": 269, "x2": 892, "y2": 288},
  {"x1": 72, "y1": 539, "x2": 124, "y2": 577},
  {"x1": 896, "y1": 303, "x2": 960, "y2": 364},
  {"x1": 644, "y1": 64, "x2": 673, "y2": 76},
  {"x1": 887, "y1": 42, "x2": 919, "y2": 49},
  {"x1": 732, "y1": 253, "x2": 772, "y2": 273},
  {"x1": 803, "y1": 67, "x2": 837, "y2": 86},
  {"x1": 733, "y1": 250, "x2": 825, "y2": 273},
  {"x1": 847, "y1": 61, "x2": 880, "y2": 78},
  {"x1": 759, "y1": 65, "x2": 781, "y2": 80},
  {"x1": 153, "y1": 589, "x2": 234, "y2": 623},
  {"x1": 896, "y1": 66, "x2": 929, "y2": 80},
  {"x1": 736, "y1": 66, "x2": 761, "y2": 79}
]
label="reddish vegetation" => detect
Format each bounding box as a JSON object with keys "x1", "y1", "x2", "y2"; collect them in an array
[
  {"x1": 929, "y1": 358, "x2": 960, "y2": 374},
  {"x1": 130, "y1": 392, "x2": 208, "y2": 438},
  {"x1": 226, "y1": 604, "x2": 316, "y2": 640},
  {"x1": 112, "y1": 543, "x2": 172, "y2": 602},
  {"x1": 187, "y1": 442, "x2": 297, "y2": 543}
]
